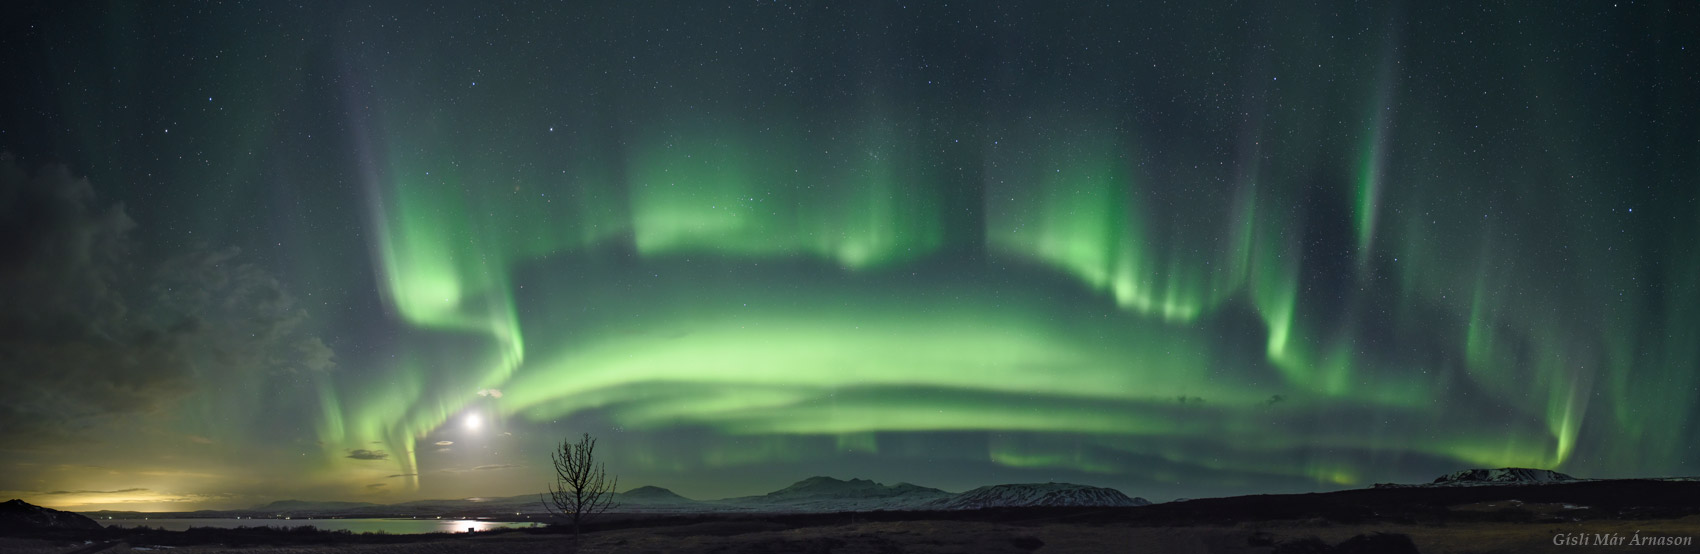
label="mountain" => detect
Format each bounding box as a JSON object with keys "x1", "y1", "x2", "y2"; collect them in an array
[
  {"x1": 1432, "y1": 468, "x2": 1577, "y2": 485},
  {"x1": 618, "y1": 485, "x2": 694, "y2": 504},
  {"x1": 379, "y1": 486, "x2": 705, "y2": 515},
  {"x1": 74, "y1": 478, "x2": 1151, "y2": 518},
  {"x1": 724, "y1": 476, "x2": 953, "y2": 511},
  {"x1": 255, "y1": 499, "x2": 380, "y2": 512},
  {"x1": 921, "y1": 483, "x2": 1150, "y2": 510},
  {"x1": 1, "y1": 499, "x2": 103, "y2": 532},
  {"x1": 382, "y1": 494, "x2": 541, "y2": 515},
  {"x1": 721, "y1": 477, "x2": 1142, "y2": 512},
  {"x1": 604, "y1": 486, "x2": 710, "y2": 512},
  {"x1": 1373, "y1": 467, "x2": 1583, "y2": 489},
  {"x1": 763, "y1": 476, "x2": 942, "y2": 500}
]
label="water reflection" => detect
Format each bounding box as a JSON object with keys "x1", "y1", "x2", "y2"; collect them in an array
[
  {"x1": 438, "y1": 519, "x2": 540, "y2": 533},
  {"x1": 103, "y1": 518, "x2": 544, "y2": 534}
]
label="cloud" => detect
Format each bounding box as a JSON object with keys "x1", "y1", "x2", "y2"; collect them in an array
[
  {"x1": 366, "y1": 483, "x2": 387, "y2": 490},
  {"x1": 148, "y1": 246, "x2": 336, "y2": 377},
  {"x1": 8, "y1": 487, "x2": 236, "y2": 508},
  {"x1": 434, "y1": 441, "x2": 454, "y2": 446},
  {"x1": 39, "y1": 488, "x2": 150, "y2": 496},
  {"x1": 0, "y1": 156, "x2": 181, "y2": 442},
  {"x1": 476, "y1": 389, "x2": 502, "y2": 398},
  {"x1": 437, "y1": 464, "x2": 520, "y2": 474},
  {"x1": 0, "y1": 155, "x2": 336, "y2": 445},
  {"x1": 345, "y1": 449, "x2": 388, "y2": 460},
  {"x1": 386, "y1": 473, "x2": 417, "y2": 478}
]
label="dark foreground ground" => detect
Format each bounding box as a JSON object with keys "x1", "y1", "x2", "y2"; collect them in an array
[{"x1": 6, "y1": 480, "x2": 1699, "y2": 553}]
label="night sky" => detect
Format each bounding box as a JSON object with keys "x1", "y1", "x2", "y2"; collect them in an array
[{"x1": 2, "y1": 1, "x2": 1697, "y2": 511}]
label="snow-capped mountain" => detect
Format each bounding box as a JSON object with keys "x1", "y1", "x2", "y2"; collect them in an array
[
  {"x1": 1431, "y1": 468, "x2": 1576, "y2": 485},
  {"x1": 920, "y1": 483, "x2": 1150, "y2": 510},
  {"x1": 722, "y1": 476, "x2": 953, "y2": 511},
  {"x1": 1373, "y1": 467, "x2": 1582, "y2": 489}
]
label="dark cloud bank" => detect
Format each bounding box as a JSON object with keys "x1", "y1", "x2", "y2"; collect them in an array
[{"x1": 0, "y1": 154, "x2": 334, "y2": 446}]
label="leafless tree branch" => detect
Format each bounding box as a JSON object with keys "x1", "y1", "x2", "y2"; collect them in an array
[{"x1": 541, "y1": 433, "x2": 618, "y2": 537}]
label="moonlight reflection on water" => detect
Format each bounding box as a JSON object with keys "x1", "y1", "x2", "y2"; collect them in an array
[{"x1": 104, "y1": 518, "x2": 542, "y2": 535}]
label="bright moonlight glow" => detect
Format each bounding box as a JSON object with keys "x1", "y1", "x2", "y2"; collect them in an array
[{"x1": 463, "y1": 413, "x2": 482, "y2": 431}]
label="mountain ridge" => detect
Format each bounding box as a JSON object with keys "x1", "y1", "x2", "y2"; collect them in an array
[
  {"x1": 1373, "y1": 467, "x2": 1585, "y2": 489},
  {"x1": 1433, "y1": 468, "x2": 1576, "y2": 485},
  {"x1": 256, "y1": 500, "x2": 380, "y2": 511},
  {"x1": 923, "y1": 483, "x2": 1151, "y2": 510},
  {"x1": 78, "y1": 477, "x2": 1140, "y2": 518}
]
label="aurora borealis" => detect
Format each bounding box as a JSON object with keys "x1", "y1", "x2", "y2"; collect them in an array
[{"x1": 1, "y1": 1, "x2": 1697, "y2": 511}]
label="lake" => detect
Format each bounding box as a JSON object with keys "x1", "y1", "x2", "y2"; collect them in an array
[{"x1": 100, "y1": 518, "x2": 544, "y2": 534}]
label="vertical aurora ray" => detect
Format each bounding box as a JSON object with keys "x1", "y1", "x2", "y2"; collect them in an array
[
  {"x1": 356, "y1": 185, "x2": 526, "y2": 483},
  {"x1": 1353, "y1": 102, "x2": 1390, "y2": 268},
  {"x1": 1353, "y1": 31, "x2": 1401, "y2": 270},
  {"x1": 328, "y1": 73, "x2": 547, "y2": 483},
  {"x1": 625, "y1": 114, "x2": 944, "y2": 268},
  {"x1": 625, "y1": 122, "x2": 779, "y2": 257},
  {"x1": 1240, "y1": 182, "x2": 1367, "y2": 400},
  {"x1": 1649, "y1": 191, "x2": 1700, "y2": 466},
  {"x1": 806, "y1": 115, "x2": 946, "y2": 267},
  {"x1": 983, "y1": 129, "x2": 1246, "y2": 322}
]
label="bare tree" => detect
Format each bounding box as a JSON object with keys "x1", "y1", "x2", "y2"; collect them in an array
[{"x1": 542, "y1": 433, "x2": 618, "y2": 536}]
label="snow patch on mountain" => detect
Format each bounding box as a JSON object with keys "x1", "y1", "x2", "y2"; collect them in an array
[
  {"x1": 1373, "y1": 467, "x2": 1582, "y2": 489},
  {"x1": 922, "y1": 483, "x2": 1150, "y2": 510},
  {"x1": 722, "y1": 476, "x2": 953, "y2": 512},
  {"x1": 1433, "y1": 468, "x2": 1576, "y2": 485}
]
